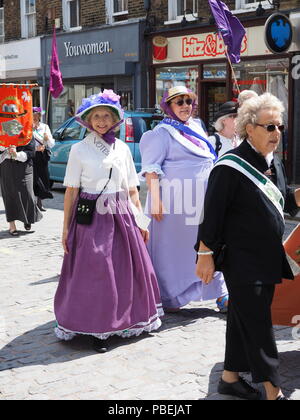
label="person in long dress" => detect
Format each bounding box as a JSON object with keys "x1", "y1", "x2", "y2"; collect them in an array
[
  {"x1": 139, "y1": 86, "x2": 228, "y2": 313},
  {"x1": 0, "y1": 139, "x2": 42, "y2": 235},
  {"x1": 208, "y1": 101, "x2": 240, "y2": 158},
  {"x1": 32, "y1": 107, "x2": 55, "y2": 211},
  {"x1": 196, "y1": 93, "x2": 300, "y2": 400},
  {"x1": 54, "y1": 90, "x2": 163, "y2": 353}
]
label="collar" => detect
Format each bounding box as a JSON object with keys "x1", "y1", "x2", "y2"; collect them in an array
[{"x1": 246, "y1": 139, "x2": 274, "y2": 168}]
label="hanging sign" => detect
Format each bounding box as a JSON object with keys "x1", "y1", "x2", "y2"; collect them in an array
[
  {"x1": 264, "y1": 13, "x2": 293, "y2": 54},
  {"x1": 0, "y1": 84, "x2": 35, "y2": 147}
]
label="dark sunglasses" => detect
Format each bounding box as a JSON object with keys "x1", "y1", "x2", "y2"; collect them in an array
[
  {"x1": 173, "y1": 98, "x2": 193, "y2": 106},
  {"x1": 256, "y1": 123, "x2": 285, "y2": 132}
]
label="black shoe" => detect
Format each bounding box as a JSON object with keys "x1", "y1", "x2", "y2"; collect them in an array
[
  {"x1": 218, "y1": 377, "x2": 262, "y2": 400},
  {"x1": 9, "y1": 230, "x2": 19, "y2": 237},
  {"x1": 276, "y1": 395, "x2": 289, "y2": 400},
  {"x1": 92, "y1": 337, "x2": 108, "y2": 353},
  {"x1": 24, "y1": 223, "x2": 31, "y2": 231}
]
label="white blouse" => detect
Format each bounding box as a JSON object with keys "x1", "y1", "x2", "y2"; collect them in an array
[
  {"x1": 33, "y1": 122, "x2": 55, "y2": 149},
  {"x1": 208, "y1": 133, "x2": 241, "y2": 157},
  {"x1": 64, "y1": 132, "x2": 140, "y2": 195}
]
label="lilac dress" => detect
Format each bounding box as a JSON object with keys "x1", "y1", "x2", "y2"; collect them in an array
[{"x1": 140, "y1": 120, "x2": 228, "y2": 308}]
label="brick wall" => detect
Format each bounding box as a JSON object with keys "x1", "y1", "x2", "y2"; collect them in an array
[{"x1": 3, "y1": 0, "x2": 300, "y2": 43}]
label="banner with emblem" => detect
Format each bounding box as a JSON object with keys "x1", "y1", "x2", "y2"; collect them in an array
[{"x1": 0, "y1": 83, "x2": 36, "y2": 148}]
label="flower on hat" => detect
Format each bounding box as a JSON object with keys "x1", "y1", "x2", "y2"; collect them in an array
[{"x1": 77, "y1": 90, "x2": 121, "y2": 115}]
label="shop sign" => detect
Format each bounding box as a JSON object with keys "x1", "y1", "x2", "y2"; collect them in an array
[
  {"x1": 264, "y1": 13, "x2": 293, "y2": 54},
  {"x1": 182, "y1": 33, "x2": 247, "y2": 59},
  {"x1": 64, "y1": 40, "x2": 112, "y2": 57}
]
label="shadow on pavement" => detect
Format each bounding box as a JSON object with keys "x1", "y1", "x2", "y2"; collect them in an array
[
  {"x1": 158, "y1": 306, "x2": 226, "y2": 333},
  {"x1": 29, "y1": 275, "x2": 60, "y2": 286},
  {"x1": 201, "y1": 351, "x2": 300, "y2": 400},
  {"x1": 0, "y1": 321, "x2": 161, "y2": 373}
]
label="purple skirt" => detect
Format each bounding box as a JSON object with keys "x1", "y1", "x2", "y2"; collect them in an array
[{"x1": 54, "y1": 192, "x2": 163, "y2": 340}]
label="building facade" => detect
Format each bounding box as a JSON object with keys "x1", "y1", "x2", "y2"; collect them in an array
[{"x1": 1, "y1": 1, "x2": 300, "y2": 181}]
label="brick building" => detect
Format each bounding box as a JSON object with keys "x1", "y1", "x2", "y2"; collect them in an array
[{"x1": 0, "y1": 1, "x2": 300, "y2": 180}]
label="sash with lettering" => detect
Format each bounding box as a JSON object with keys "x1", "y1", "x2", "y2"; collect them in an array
[{"x1": 159, "y1": 117, "x2": 217, "y2": 161}]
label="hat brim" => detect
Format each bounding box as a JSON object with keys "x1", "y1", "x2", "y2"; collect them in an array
[
  {"x1": 166, "y1": 91, "x2": 197, "y2": 103},
  {"x1": 76, "y1": 104, "x2": 123, "y2": 124}
]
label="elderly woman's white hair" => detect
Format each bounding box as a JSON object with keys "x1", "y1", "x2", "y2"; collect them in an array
[
  {"x1": 238, "y1": 90, "x2": 258, "y2": 106},
  {"x1": 235, "y1": 92, "x2": 285, "y2": 139}
]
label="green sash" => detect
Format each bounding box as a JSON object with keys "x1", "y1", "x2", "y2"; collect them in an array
[{"x1": 215, "y1": 153, "x2": 285, "y2": 221}]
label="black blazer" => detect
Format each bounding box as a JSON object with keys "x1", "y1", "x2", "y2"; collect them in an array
[{"x1": 195, "y1": 140, "x2": 298, "y2": 285}]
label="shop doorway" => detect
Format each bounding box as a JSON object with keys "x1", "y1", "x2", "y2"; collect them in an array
[{"x1": 200, "y1": 82, "x2": 226, "y2": 135}]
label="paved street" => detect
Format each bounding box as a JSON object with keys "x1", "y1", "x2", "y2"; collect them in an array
[{"x1": 0, "y1": 184, "x2": 300, "y2": 401}]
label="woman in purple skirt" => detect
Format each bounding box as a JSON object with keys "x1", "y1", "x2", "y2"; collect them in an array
[{"x1": 54, "y1": 90, "x2": 163, "y2": 352}]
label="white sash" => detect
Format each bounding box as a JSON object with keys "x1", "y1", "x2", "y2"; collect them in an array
[
  {"x1": 215, "y1": 153, "x2": 285, "y2": 221},
  {"x1": 157, "y1": 121, "x2": 215, "y2": 159}
]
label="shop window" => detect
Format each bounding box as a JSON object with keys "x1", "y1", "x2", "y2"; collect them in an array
[
  {"x1": 0, "y1": 2, "x2": 4, "y2": 44},
  {"x1": 168, "y1": 0, "x2": 198, "y2": 22},
  {"x1": 155, "y1": 66, "x2": 198, "y2": 108},
  {"x1": 20, "y1": 0, "x2": 36, "y2": 38},
  {"x1": 233, "y1": 58, "x2": 289, "y2": 160},
  {"x1": 62, "y1": 0, "x2": 81, "y2": 31}
]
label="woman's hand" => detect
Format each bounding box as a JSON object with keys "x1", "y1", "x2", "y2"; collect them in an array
[
  {"x1": 62, "y1": 228, "x2": 69, "y2": 254},
  {"x1": 151, "y1": 198, "x2": 165, "y2": 222},
  {"x1": 8, "y1": 145, "x2": 17, "y2": 159},
  {"x1": 196, "y1": 254, "x2": 215, "y2": 284},
  {"x1": 37, "y1": 145, "x2": 45, "y2": 152},
  {"x1": 139, "y1": 228, "x2": 149, "y2": 243}
]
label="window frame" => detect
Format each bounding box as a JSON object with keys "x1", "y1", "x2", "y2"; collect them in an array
[
  {"x1": 167, "y1": 0, "x2": 198, "y2": 24},
  {"x1": 62, "y1": 0, "x2": 81, "y2": 31},
  {"x1": 234, "y1": 0, "x2": 272, "y2": 13},
  {"x1": 112, "y1": 0, "x2": 128, "y2": 17},
  {"x1": 20, "y1": 0, "x2": 36, "y2": 39},
  {"x1": 0, "y1": 5, "x2": 4, "y2": 43}
]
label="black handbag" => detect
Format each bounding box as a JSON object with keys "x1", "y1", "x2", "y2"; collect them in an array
[{"x1": 76, "y1": 166, "x2": 113, "y2": 225}]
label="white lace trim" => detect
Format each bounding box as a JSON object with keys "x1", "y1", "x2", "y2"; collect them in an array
[
  {"x1": 55, "y1": 307, "x2": 164, "y2": 341},
  {"x1": 138, "y1": 164, "x2": 165, "y2": 181}
]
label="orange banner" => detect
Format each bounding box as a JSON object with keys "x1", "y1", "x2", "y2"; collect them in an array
[
  {"x1": 272, "y1": 224, "x2": 300, "y2": 326},
  {"x1": 0, "y1": 84, "x2": 34, "y2": 148}
]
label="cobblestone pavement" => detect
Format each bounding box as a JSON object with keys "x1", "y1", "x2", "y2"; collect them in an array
[{"x1": 0, "y1": 184, "x2": 300, "y2": 401}]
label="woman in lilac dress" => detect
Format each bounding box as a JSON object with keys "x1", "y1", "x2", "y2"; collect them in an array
[
  {"x1": 140, "y1": 86, "x2": 228, "y2": 312},
  {"x1": 54, "y1": 90, "x2": 163, "y2": 352}
]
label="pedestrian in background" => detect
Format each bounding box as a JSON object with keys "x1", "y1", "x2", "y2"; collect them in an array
[
  {"x1": 208, "y1": 101, "x2": 240, "y2": 157},
  {"x1": 0, "y1": 139, "x2": 42, "y2": 235},
  {"x1": 54, "y1": 90, "x2": 163, "y2": 353},
  {"x1": 140, "y1": 86, "x2": 228, "y2": 313},
  {"x1": 32, "y1": 107, "x2": 54, "y2": 211},
  {"x1": 196, "y1": 92, "x2": 300, "y2": 400}
]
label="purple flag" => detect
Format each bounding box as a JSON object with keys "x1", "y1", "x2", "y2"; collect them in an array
[
  {"x1": 208, "y1": 0, "x2": 246, "y2": 63},
  {"x1": 49, "y1": 26, "x2": 64, "y2": 98}
]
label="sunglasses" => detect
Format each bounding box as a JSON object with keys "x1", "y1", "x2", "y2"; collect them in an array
[
  {"x1": 256, "y1": 123, "x2": 285, "y2": 132},
  {"x1": 172, "y1": 98, "x2": 193, "y2": 106}
]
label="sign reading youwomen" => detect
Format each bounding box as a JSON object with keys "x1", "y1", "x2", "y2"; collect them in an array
[
  {"x1": 64, "y1": 40, "x2": 112, "y2": 57},
  {"x1": 42, "y1": 23, "x2": 140, "y2": 79}
]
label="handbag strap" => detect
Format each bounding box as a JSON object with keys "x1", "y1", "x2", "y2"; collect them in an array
[{"x1": 95, "y1": 142, "x2": 115, "y2": 199}]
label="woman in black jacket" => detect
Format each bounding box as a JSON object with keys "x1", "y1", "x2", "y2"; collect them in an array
[
  {"x1": 0, "y1": 139, "x2": 42, "y2": 235},
  {"x1": 195, "y1": 93, "x2": 300, "y2": 400}
]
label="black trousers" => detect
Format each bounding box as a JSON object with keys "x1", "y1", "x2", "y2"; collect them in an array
[{"x1": 224, "y1": 280, "x2": 280, "y2": 387}]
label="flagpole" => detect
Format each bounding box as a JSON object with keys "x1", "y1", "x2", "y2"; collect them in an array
[
  {"x1": 46, "y1": 89, "x2": 51, "y2": 125},
  {"x1": 219, "y1": 33, "x2": 241, "y2": 96}
]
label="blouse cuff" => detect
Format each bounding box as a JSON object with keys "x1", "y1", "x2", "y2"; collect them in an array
[
  {"x1": 63, "y1": 180, "x2": 81, "y2": 188},
  {"x1": 138, "y1": 164, "x2": 165, "y2": 181},
  {"x1": 15, "y1": 152, "x2": 28, "y2": 162}
]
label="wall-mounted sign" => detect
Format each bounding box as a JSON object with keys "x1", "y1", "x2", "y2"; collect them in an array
[
  {"x1": 264, "y1": 13, "x2": 293, "y2": 54},
  {"x1": 153, "y1": 36, "x2": 168, "y2": 61}
]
